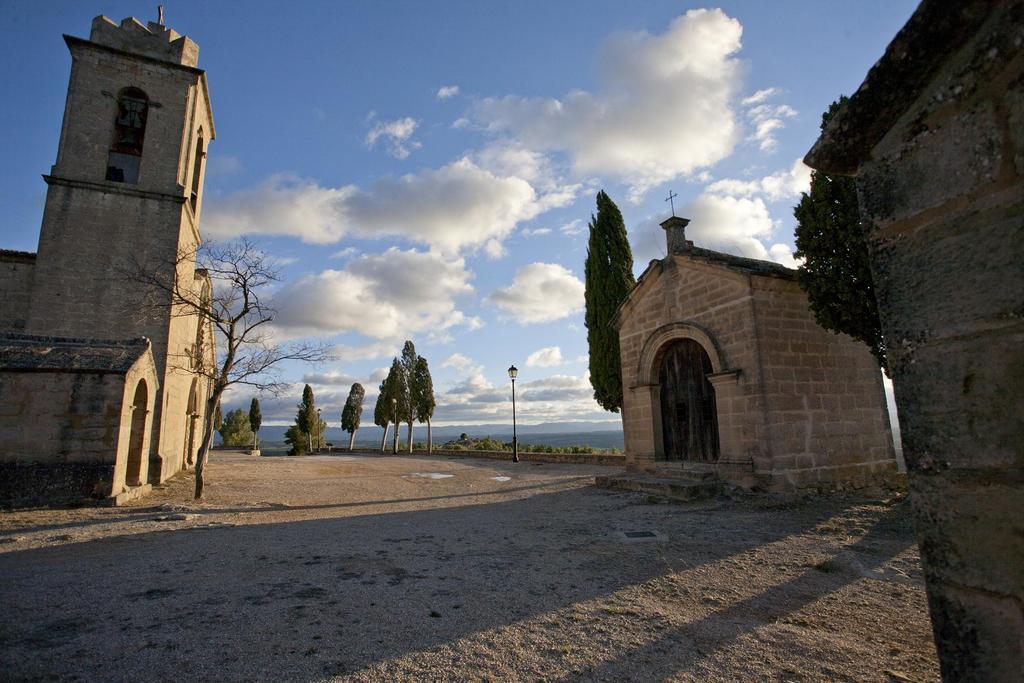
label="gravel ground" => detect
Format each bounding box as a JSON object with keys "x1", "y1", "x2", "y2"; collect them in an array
[{"x1": 0, "y1": 450, "x2": 939, "y2": 682}]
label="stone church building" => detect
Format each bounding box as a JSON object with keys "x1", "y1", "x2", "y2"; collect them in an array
[
  {"x1": 614, "y1": 216, "x2": 897, "y2": 491},
  {"x1": 0, "y1": 14, "x2": 216, "y2": 505}
]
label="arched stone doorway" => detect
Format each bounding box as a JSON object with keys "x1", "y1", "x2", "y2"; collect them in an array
[
  {"x1": 657, "y1": 339, "x2": 720, "y2": 461},
  {"x1": 183, "y1": 378, "x2": 199, "y2": 468},
  {"x1": 125, "y1": 379, "x2": 148, "y2": 486}
]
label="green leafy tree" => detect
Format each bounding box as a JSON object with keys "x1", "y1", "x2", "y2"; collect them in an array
[
  {"x1": 218, "y1": 409, "x2": 255, "y2": 447},
  {"x1": 284, "y1": 424, "x2": 307, "y2": 456},
  {"x1": 295, "y1": 384, "x2": 317, "y2": 453},
  {"x1": 794, "y1": 97, "x2": 886, "y2": 372},
  {"x1": 341, "y1": 383, "x2": 365, "y2": 451},
  {"x1": 412, "y1": 355, "x2": 436, "y2": 452},
  {"x1": 248, "y1": 397, "x2": 261, "y2": 451},
  {"x1": 400, "y1": 341, "x2": 418, "y2": 452},
  {"x1": 373, "y1": 379, "x2": 392, "y2": 451},
  {"x1": 584, "y1": 190, "x2": 636, "y2": 412},
  {"x1": 383, "y1": 358, "x2": 409, "y2": 453}
]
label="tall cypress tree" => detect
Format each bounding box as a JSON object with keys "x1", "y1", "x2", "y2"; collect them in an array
[
  {"x1": 584, "y1": 190, "x2": 636, "y2": 412},
  {"x1": 341, "y1": 383, "x2": 365, "y2": 452},
  {"x1": 794, "y1": 97, "x2": 886, "y2": 372},
  {"x1": 383, "y1": 358, "x2": 408, "y2": 453},
  {"x1": 295, "y1": 384, "x2": 317, "y2": 453},
  {"x1": 248, "y1": 397, "x2": 261, "y2": 451},
  {"x1": 412, "y1": 355, "x2": 436, "y2": 453},
  {"x1": 400, "y1": 341, "x2": 417, "y2": 452},
  {"x1": 373, "y1": 379, "x2": 391, "y2": 451}
]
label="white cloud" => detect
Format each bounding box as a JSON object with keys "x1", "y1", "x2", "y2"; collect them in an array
[
  {"x1": 679, "y1": 192, "x2": 800, "y2": 268},
  {"x1": 487, "y1": 262, "x2": 585, "y2": 324},
  {"x1": 705, "y1": 158, "x2": 812, "y2": 202},
  {"x1": 442, "y1": 353, "x2": 475, "y2": 370},
  {"x1": 437, "y1": 85, "x2": 460, "y2": 100},
  {"x1": 526, "y1": 346, "x2": 564, "y2": 368},
  {"x1": 365, "y1": 116, "x2": 421, "y2": 159},
  {"x1": 741, "y1": 87, "x2": 779, "y2": 106},
  {"x1": 270, "y1": 248, "x2": 475, "y2": 340},
  {"x1": 431, "y1": 369, "x2": 611, "y2": 425},
  {"x1": 683, "y1": 193, "x2": 774, "y2": 260},
  {"x1": 521, "y1": 227, "x2": 552, "y2": 237},
  {"x1": 332, "y1": 341, "x2": 398, "y2": 362},
  {"x1": 560, "y1": 219, "x2": 584, "y2": 236},
  {"x1": 204, "y1": 159, "x2": 545, "y2": 255},
  {"x1": 330, "y1": 246, "x2": 359, "y2": 260},
  {"x1": 744, "y1": 92, "x2": 797, "y2": 153},
  {"x1": 471, "y1": 8, "x2": 744, "y2": 196},
  {"x1": 768, "y1": 243, "x2": 801, "y2": 269}
]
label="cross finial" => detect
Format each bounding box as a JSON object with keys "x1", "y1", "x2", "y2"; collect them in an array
[
  {"x1": 665, "y1": 190, "x2": 679, "y2": 217},
  {"x1": 157, "y1": 5, "x2": 164, "y2": 25}
]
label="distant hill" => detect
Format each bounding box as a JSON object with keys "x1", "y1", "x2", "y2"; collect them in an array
[{"x1": 232, "y1": 421, "x2": 624, "y2": 453}]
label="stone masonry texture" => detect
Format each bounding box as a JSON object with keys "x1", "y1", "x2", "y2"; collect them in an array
[
  {"x1": 805, "y1": 1, "x2": 1024, "y2": 679},
  {"x1": 614, "y1": 240, "x2": 896, "y2": 493},
  {"x1": 0, "y1": 15, "x2": 216, "y2": 506}
]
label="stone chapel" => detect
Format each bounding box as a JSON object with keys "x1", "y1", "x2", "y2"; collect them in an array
[
  {"x1": 613, "y1": 216, "x2": 898, "y2": 491},
  {"x1": 0, "y1": 14, "x2": 216, "y2": 506}
]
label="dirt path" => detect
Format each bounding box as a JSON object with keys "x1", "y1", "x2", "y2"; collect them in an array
[{"x1": 0, "y1": 451, "x2": 939, "y2": 681}]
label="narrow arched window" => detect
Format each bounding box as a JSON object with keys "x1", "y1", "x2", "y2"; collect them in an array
[
  {"x1": 190, "y1": 128, "x2": 204, "y2": 212},
  {"x1": 106, "y1": 87, "x2": 149, "y2": 184}
]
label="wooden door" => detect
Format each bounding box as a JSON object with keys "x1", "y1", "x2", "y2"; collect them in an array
[{"x1": 659, "y1": 340, "x2": 720, "y2": 461}]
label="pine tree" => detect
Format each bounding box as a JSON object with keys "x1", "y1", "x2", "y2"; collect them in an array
[
  {"x1": 341, "y1": 383, "x2": 365, "y2": 452},
  {"x1": 584, "y1": 190, "x2": 636, "y2": 412},
  {"x1": 412, "y1": 355, "x2": 436, "y2": 453},
  {"x1": 218, "y1": 409, "x2": 255, "y2": 447},
  {"x1": 400, "y1": 341, "x2": 417, "y2": 452},
  {"x1": 373, "y1": 379, "x2": 391, "y2": 451},
  {"x1": 248, "y1": 397, "x2": 261, "y2": 451},
  {"x1": 794, "y1": 97, "x2": 886, "y2": 372}
]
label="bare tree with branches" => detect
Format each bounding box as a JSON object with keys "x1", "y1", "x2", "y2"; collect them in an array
[{"x1": 130, "y1": 238, "x2": 329, "y2": 499}]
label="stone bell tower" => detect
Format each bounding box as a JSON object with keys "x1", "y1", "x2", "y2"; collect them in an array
[{"x1": 25, "y1": 13, "x2": 216, "y2": 483}]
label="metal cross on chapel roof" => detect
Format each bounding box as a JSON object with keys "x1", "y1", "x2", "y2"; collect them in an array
[{"x1": 665, "y1": 190, "x2": 679, "y2": 217}]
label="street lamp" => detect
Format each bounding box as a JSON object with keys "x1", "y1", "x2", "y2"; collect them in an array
[
  {"x1": 316, "y1": 408, "x2": 322, "y2": 452},
  {"x1": 391, "y1": 397, "x2": 398, "y2": 455},
  {"x1": 508, "y1": 365, "x2": 519, "y2": 463}
]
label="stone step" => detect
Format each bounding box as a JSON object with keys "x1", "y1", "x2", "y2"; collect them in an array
[
  {"x1": 594, "y1": 474, "x2": 720, "y2": 502},
  {"x1": 650, "y1": 464, "x2": 718, "y2": 481}
]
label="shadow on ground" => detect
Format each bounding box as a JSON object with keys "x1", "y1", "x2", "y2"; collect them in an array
[{"x1": 0, "y1": 478, "x2": 930, "y2": 681}]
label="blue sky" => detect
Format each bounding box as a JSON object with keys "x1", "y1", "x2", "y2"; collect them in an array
[{"x1": 0, "y1": 1, "x2": 917, "y2": 426}]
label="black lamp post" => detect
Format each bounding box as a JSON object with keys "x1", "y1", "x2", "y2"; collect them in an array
[
  {"x1": 316, "y1": 407, "x2": 322, "y2": 452},
  {"x1": 508, "y1": 365, "x2": 519, "y2": 463},
  {"x1": 391, "y1": 397, "x2": 398, "y2": 455}
]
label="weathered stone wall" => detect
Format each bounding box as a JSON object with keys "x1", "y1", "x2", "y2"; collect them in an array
[
  {"x1": 617, "y1": 257, "x2": 764, "y2": 472},
  {"x1": 751, "y1": 277, "x2": 896, "y2": 490},
  {"x1": 0, "y1": 371, "x2": 124, "y2": 505},
  {"x1": 617, "y1": 252, "x2": 897, "y2": 491},
  {"x1": 24, "y1": 25, "x2": 215, "y2": 486},
  {"x1": 856, "y1": 15, "x2": 1024, "y2": 681},
  {"x1": 0, "y1": 251, "x2": 35, "y2": 332}
]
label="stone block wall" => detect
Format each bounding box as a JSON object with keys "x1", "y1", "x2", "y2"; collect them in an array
[
  {"x1": 751, "y1": 277, "x2": 896, "y2": 490},
  {"x1": 856, "y1": 19, "x2": 1024, "y2": 682},
  {"x1": 0, "y1": 251, "x2": 35, "y2": 332},
  {"x1": 617, "y1": 257, "x2": 765, "y2": 470},
  {"x1": 0, "y1": 371, "x2": 124, "y2": 505},
  {"x1": 805, "y1": 2, "x2": 1024, "y2": 677}
]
